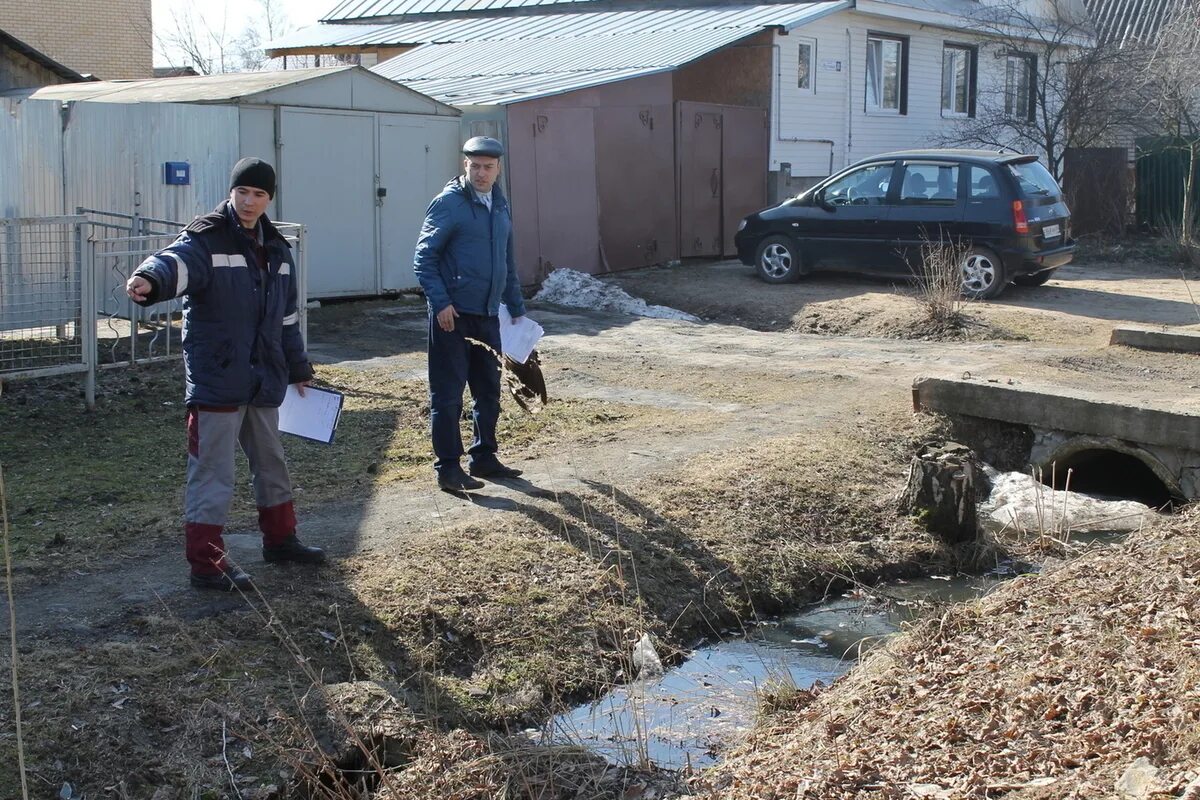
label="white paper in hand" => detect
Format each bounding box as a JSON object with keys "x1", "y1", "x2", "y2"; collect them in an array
[
  {"x1": 498, "y1": 306, "x2": 543, "y2": 364},
  {"x1": 278, "y1": 385, "x2": 344, "y2": 444}
]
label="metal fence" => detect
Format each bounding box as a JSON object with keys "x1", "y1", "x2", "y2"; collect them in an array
[
  {"x1": 0, "y1": 215, "x2": 95, "y2": 400},
  {"x1": 1, "y1": 213, "x2": 308, "y2": 410},
  {"x1": 1135, "y1": 136, "x2": 1200, "y2": 232}
]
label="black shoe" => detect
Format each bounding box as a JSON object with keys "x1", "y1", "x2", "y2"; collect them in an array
[
  {"x1": 190, "y1": 564, "x2": 253, "y2": 592},
  {"x1": 437, "y1": 467, "x2": 485, "y2": 492},
  {"x1": 467, "y1": 459, "x2": 523, "y2": 479},
  {"x1": 263, "y1": 535, "x2": 326, "y2": 564}
]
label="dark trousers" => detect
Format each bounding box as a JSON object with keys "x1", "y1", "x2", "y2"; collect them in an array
[{"x1": 428, "y1": 311, "x2": 502, "y2": 472}]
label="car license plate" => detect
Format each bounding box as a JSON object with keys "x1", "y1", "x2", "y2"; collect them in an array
[{"x1": 1043, "y1": 224, "x2": 1061, "y2": 239}]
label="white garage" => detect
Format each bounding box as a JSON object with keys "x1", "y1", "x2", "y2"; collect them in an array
[{"x1": 3, "y1": 66, "x2": 462, "y2": 297}]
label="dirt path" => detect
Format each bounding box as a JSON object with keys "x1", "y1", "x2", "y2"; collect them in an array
[{"x1": 8, "y1": 256, "x2": 1197, "y2": 638}]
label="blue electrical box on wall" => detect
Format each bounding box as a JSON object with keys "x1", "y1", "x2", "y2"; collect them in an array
[{"x1": 164, "y1": 161, "x2": 190, "y2": 185}]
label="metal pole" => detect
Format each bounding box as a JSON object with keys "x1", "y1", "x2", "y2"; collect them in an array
[{"x1": 80, "y1": 222, "x2": 97, "y2": 410}]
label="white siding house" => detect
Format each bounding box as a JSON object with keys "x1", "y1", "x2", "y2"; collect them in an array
[{"x1": 773, "y1": 0, "x2": 1078, "y2": 191}]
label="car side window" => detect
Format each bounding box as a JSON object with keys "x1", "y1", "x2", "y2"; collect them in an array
[
  {"x1": 969, "y1": 165, "x2": 1001, "y2": 199},
  {"x1": 897, "y1": 163, "x2": 959, "y2": 205},
  {"x1": 823, "y1": 163, "x2": 894, "y2": 206}
]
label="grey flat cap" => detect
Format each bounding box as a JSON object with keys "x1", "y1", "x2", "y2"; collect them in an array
[{"x1": 462, "y1": 136, "x2": 504, "y2": 158}]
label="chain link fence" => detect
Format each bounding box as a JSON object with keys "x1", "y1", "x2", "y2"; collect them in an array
[{"x1": 1, "y1": 213, "x2": 308, "y2": 410}]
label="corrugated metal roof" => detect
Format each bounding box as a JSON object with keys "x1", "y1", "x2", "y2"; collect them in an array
[
  {"x1": 273, "y1": 3, "x2": 848, "y2": 51},
  {"x1": 1083, "y1": 0, "x2": 1188, "y2": 45},
  {"x1": 360, "y1": 2, "x2": 848, "y2": 104},
  {"x1": 18, "y1": 67, "x2": 354, "y2": 103},
  {"x1": 322, "y1": 0, "x2": 601, "y2": 23}
]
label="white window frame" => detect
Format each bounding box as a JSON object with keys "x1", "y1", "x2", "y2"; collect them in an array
[
  {"x1": 1005, "y1": 53, "x2": 1035, "y2": 121},
  {"x1": 797, "y1": 37, "x2": 817, "y2": 94},
  {"x1": 941, "y1": 44, "x2": 973, "y2": 118},
  {"x1": 866, "y1": 35, "x2": 903, "y2": 114}
]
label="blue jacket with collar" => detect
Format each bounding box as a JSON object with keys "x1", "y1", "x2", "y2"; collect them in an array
[
  {"x1": 413, "y1": 176, "x2": 527, "y2": 318},
  {"x1": 131, "y1": 201, "x2": 313, "y2": 408}
]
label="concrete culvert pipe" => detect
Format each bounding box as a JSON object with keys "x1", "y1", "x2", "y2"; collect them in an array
[{"x1": 1041, "y1": 441, "x2": 1183, "y2": 511}]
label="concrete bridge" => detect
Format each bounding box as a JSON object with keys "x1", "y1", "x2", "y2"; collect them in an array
[{"x1": 913, "y1": 376, "x2": 1199, "y2": 506}]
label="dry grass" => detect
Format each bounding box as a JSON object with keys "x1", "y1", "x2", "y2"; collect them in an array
[
  {"x1": 0, "y1": 406, "x2": 951, "y2": 797},
  {"x1": 695, "y1": 509, "x2": 1200, "y2": 799},
  {"x1": 0, "y1": 358, "x2": 668, "y2": 577},
  {"x1": 912, "y1": 238, "x2": 971, "y2": 328}
]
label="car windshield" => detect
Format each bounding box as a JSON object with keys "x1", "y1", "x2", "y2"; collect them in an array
[{"x1": 1007, "y1": 160, "x2": 1060, "y2": 197}]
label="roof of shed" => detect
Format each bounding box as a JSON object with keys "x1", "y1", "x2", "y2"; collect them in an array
[
  {"x1": 10, "y1": 66, "x2": 459, "y2": 115},
  {"x1": 362, "y1": 2, "x2": 850, "y2": 105}
]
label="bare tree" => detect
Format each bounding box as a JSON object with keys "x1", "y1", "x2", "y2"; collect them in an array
[
  {"x1": 1136, "y1": 2, "x2": 1200, "y2": 244},
  {"x1": 936, "y1": 0, "x2": 1143, "y2": 179},
  {"x1": 154, "y1": 0, "x2": 292, "y2": 75}
]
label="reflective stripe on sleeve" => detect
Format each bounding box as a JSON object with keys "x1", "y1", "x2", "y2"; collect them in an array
[{"x1": 165, "y1": 252, "x2": 188, "y2": 297}]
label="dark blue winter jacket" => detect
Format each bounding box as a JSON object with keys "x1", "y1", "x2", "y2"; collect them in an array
[
  {"x1": 131, "y1": 202, "x2": 313, "y2": 407},
  {"x1": 413, "y1": 176, "x2": 527, "y2": 318}
]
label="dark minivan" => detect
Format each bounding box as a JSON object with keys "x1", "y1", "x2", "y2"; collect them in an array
[{"x1": 734, "y1": 149, "x2": 1075, "y2": 299}]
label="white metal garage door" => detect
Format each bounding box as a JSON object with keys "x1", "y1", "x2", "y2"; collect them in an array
[{"x1": 279, "y1": 108, "x2": 377, "y2": 297}]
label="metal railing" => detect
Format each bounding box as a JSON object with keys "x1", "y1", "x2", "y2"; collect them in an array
[
  {"x1": 1, "y1": 213, "x2": 308, "y2": 410},
  {"x1": 0, "y1": 215, "x2": 96, "y2": 402}
]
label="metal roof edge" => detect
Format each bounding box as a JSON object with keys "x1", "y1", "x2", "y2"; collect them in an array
[{"x1": 781, "y1": 0, "x2": 855, "y2": 31}]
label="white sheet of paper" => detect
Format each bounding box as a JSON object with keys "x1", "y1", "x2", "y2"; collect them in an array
[
  {"x1": 498, "y1": 306, "x2": 544, "y2": 364},
  {"x1": 277, "y1": 385, "x2": 344, "y2": 444}
]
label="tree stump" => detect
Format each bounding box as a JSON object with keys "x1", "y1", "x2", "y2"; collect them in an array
[{"x1": 898, "y1": 442, "x2": 979, "y2": 544}]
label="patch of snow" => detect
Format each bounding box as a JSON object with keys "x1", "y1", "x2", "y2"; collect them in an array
[
  {"x1": 534, "y1": 269, "x2": 700, "y2": 322},
  {"x1": 979, "y1": 467, "x2": 1156, "y2": 534}
]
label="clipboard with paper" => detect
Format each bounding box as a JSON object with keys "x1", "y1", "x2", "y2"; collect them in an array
[{"x1": 278, "y1": 385, "x2": 344, "y2": 444}]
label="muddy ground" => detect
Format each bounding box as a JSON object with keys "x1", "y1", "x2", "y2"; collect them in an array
[{"x1": 0, "y1": 244, "x2": 1198, "y2": 798}]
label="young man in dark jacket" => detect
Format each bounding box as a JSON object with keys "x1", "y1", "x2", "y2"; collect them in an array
[
  {"x1": 126, "y1": 157, "x2": 325, "y2": 591},
  {"x1": 414, "y1": 136, "x2": 527, "y2": 492}
]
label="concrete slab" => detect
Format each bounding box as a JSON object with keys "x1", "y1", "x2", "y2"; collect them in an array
[
  {"x1": 1109, "y1": 326, "x2": 1200, "y2": 354},
  {"x1": 912, "y1": 376, "x2": 1200, "y2": 451}
]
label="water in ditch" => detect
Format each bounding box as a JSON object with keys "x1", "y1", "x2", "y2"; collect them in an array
[{"x1": 547, "y1": 574, "x2": 1006, "y2": 770}]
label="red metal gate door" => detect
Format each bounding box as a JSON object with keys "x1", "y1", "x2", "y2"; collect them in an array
[
  {"x1": 720, "y1": 106, "x2": 769, "y2": 257},
  {"x1": 677, "y1": 102, "x2": 724, "y2": 258},
  {"x1": 532, "y1": 107, "x2": 601, "y2": 274},
  {"x1": 594, "y1": 105, "x2": 676, "y2": 269}
]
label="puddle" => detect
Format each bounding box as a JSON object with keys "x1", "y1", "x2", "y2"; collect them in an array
[{"x1": 548, "y1": 575, "x2": 1003, "y2": 769}]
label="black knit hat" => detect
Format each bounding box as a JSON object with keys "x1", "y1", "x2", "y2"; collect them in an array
[{"x1": 229, "y1": 157, "x2": 276, "y2": 198}]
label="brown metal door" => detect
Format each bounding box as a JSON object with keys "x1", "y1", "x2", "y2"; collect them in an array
[
  {"x1": 532, "y1": 107, "x2": 601, "y2": 274},
  {"x1": 595, "y1": 105, "x2": 676, "y2": 269},
  {"x1": 677, "y1": 102, "x2": 724, "y2": 258},
  {"x1": 720, "y1": 106, "x2": 769, "y2": 257}
]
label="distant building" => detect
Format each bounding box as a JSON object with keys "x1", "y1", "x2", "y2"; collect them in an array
[
  {"x1": 0, "y1": 27, "x2": 84, "y2": 90},
  {"x1": 154, "y1": 66, "x2": 201, "y2": 78},
  {"x1": 0, "y1": 0, "x2": 152, "y2": 80}
]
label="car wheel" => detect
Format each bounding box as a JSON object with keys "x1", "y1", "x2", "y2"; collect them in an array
[
  {"x1": 755, "y1": 235, "x2": 802, "y2": 284},
  {"x1": 960, "y1": 245, "x2": 1007, "y2": 300},
  {"x1": 1012, "y1": 268, "x2": 1057, "y2": 287}
]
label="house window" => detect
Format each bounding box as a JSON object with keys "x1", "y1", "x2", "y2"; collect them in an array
[
  {"x1": 941, "y1": 44, "x2": 975, "y2": 117},
  {"x1": 1005, "y1": 53, "x2": 1036, "y2": 121},
  {"x1": 798, "y1": 38, "x2": 816, "y2": 93},
  {"x1": 866, "y1": 35, "x2": 906, "y2": 114}
]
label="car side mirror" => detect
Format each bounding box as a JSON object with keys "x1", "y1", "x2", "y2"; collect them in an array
[{"x1": 815, "y1": 189, "x2": 834, "y2": 210}]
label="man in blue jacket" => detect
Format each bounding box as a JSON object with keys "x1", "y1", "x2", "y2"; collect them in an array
[
  {"x1": 126, "y1": 157, "x2": 325, "y2": 591},
  {"x1": 414, "y1": 136, "x2": 527, "y2": 492}
]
